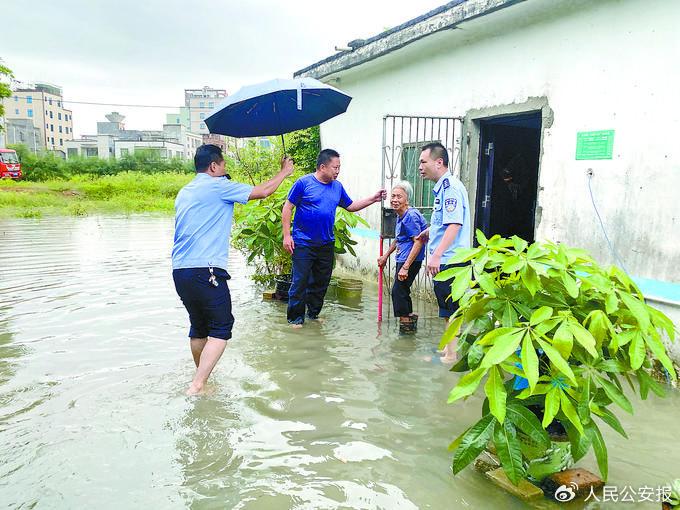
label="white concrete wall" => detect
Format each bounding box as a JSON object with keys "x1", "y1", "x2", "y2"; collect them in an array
[{"x1": 317, "y1": 0, "x2": 680, "y2": 289}]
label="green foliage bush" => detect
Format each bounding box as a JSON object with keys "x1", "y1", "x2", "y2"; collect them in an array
[
  {"x1": 441, "y1": 231, "x2": 677, "y2": 485},
  {"x1": 9, "y1": 144, "x2": 194, "y2": 182},
  {"x1": 232, "y1": 178, "x2": 368, "y2": 284}
]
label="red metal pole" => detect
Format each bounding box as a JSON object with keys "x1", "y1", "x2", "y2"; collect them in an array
[{"x1": 378, "y1": 236, "x2": 383, "y2": 322}]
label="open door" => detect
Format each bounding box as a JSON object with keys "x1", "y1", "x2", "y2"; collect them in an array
[{"x1": 475, "y1": 112, "x2": 541, "y2": 243}]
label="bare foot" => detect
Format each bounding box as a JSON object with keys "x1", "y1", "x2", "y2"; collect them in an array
[
  {"x1": 439, "y1": 354, "x2": 457, "y2": 364},
  {"x1": 186, "y1": 383, "x2": 205, "y2": 396},
  {"x1": 290, "y1": 323, "x2": 304, "y2": 329},
  {"x1": 308, "y1": 317, "x2": 325, "y2": 324}
]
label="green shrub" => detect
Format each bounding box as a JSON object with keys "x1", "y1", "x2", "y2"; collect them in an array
[
  {"x1": 442, "y1": 231, "x2": 677, "y2": 484},
  {"x1": 9, "y1": 144, "x2": 194, "y2": 182}
]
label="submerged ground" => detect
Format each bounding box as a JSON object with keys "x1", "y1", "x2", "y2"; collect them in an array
[{"x1": 0, "y1": 216, "x2": 677, "y2": 509}]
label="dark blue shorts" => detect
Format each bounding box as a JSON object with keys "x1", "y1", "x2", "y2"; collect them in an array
[
  {"x1": 433, "y1": 262, "x2": 469, "y2": 318},
  {"x1": 172, "y1": 267, "x2": 234, "y2": 341}
]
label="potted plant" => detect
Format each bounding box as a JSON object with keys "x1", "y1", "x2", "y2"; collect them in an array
[
  {"x1": 232, "y1": 183, "x2": 369, "y2": 291},
  {"x1": 664, "y1": 479, "x2": 680, "y2": 509},
  {"x1": 438, "y1": 231, "x2": 677, "y2": 486}
]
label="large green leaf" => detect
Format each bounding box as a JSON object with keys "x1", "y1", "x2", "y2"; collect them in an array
[
  {"x1": 561, "y1": 271, "x2": 579, "y2": 298},
  {"x1": 475, "y1": 229, "x2": 488, "y2": 247},
  {"x1": 585, "y1": 421, "x2": 608, "y2": 481},
  {"x1": 448, "y1": 425, "x2": 471, "y2": 452},
  {"x1": 520, "y1": 265, "x2": 540, "y2": 296},
  {"x1": 542, "y1": 387, "x2": 561, "y2": 428},
  {"x1": 552, "y1": 322, "x2": 574, "y2": 359},
  {"x1": 448, "y1": 367, "x2": 488, "y2": 403},
  {"x1": 493, "y1": 420, "x2": 526, "y2": 485},
  {"x1": 534, "y1": 317, "x2": 560, "y2": 337},
  {"x1": 577, "y1": 376, "x2": 591, "y2": 424},
  {"x1": 506, "y1": 404, "x2": 550, "y2": 449},
  {"x1": 520, "y1": 335, "x2": 539, "y2": 391},
  {"x1": 605, "y1": 292, "x2": 619, "y2": 314},
  {"x1": 596, "y1": 359, "x2": 627, "y2": 373},
  {"x1": 434, "y1": 265, "x2": 468, "y2": 282},
  {"x1": 448, "y1": 247, "x2": 483, "y2": 265},
  {"x1": 618, "y1": 292, "x2": 650, "y2": 332},
  {"x1": 501, "y1": 256, "x2": 525, "y2": 274},
  {"x1": 467, "y1": 342, "x2": 485, "y2": 369},
  {"x1": 481, "y1": 331, "x2": 524, "y2": 368},
  {"x1": 439, "y1": 314, "x2": 464, "y2": 350},
  {"x1": 452, "y1": 414, "x2": 496, "y2": 475},
  {"x1": 475, "y1": 272, "x2": 497, "y2": 297},
  {"x1": 594, "y1": 407, "x2": 628, "y2": 438},
  {"x1": 594, "y1": 375, "x2": 633, "y2": 414},
  {"x1": 628, "y1": 332, "x2": 646, "y2": 370},
  {"x1": 477, "y1": 327, "x2": 519, "y2": 346},
  {"x1": 648, "y1": 306, "x2": 677, "y2": 342},
  {"x1": 563, "y1": 420, "x2": 591, "y2": 462},
  {"x1": 643, "y1": 331, "x2": 677, "y2": 380},
  {"x1": 568, "y1": 322, "x2": 599, "y2": 359},
  {"x1": 560, "y1": 392, "x2": 584, "y2": 435},
  {"x1": 511, "y1": 236, "x2": 528, "y2": 253},
  {"x1": 501, "y1": 303, "x2": 519, "y2": 327},
  {"x1": 637, "y1": 369, "x2": 666, "y2": 399},
  {"x1": 530, "y1": 306, "x2": 553, "y2": 326},
  {"x1": 485, "y1": 366, "x2": 507, "y2": 423},
  {"x1": 449, "y1": 266, "x2": 473, "y2": 302},
  {"x1": 536, "y1": 339, "x2": 577, "y2": 384}
]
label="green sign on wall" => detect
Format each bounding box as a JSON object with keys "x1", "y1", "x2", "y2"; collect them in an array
[{"x1": 575, "y1": 130, "x2": 615, "y2": 160}]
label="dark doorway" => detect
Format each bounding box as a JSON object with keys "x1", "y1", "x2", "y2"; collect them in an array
[{"x1": 475, "y1": 112, "x2": 541, "y2": 243}]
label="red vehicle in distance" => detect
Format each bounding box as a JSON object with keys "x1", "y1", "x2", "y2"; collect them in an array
[{"x1": 0, "y1": 148, "x2": 22, "y2": 179}]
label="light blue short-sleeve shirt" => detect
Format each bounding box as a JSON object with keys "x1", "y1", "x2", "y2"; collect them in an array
[
  {"x1": 172, "y1": 173, "x2": 253, "y2": 271},
  {"x1": 428, "y1": 171, "x2": 471, "y2": 263}
]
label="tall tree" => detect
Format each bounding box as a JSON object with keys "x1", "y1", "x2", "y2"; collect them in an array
[{"x1": 0, "y1": 61, "x2": 14, "y2": 132}]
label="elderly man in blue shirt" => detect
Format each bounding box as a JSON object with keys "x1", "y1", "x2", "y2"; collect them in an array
[
  {"x1": 172, "y1": 144, "x2": 293, "y2": 395},
  {"x1": 282, "y1": 148, "x2": 386, "y2": 326},
  {"x1": 417, "y1": 142, "x2": 471, "y2": 362}
]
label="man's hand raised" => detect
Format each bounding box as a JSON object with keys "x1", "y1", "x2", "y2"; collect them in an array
[
  {"x1": 280, "y1": 156, "x2": 294, "y2": 177},
  {"x1": 372, "y1": 189, "x2": 387, "y2": 203}
]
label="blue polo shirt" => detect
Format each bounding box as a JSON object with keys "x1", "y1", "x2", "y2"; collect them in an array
[
  {"x1": 428, "y1": 171, "x2": 471, "y2": 263},
  {"x1": 172, "y1": 173, "x2": 253, "y2": 271},
  {"x1": 395, "y1": 207, "x2": 428, "y2": 263},
  {"x1": 288, "y1": 173, "x2": 353, "y2": 247}
]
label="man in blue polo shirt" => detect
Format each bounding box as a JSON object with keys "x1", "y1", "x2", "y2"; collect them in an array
[
  {"x1": 282, "y1": 148, "x2": 386, "y2": 326},
  {"x1": 173, "y1": 144, "x2": 293, "y2": 395},
  {"x1": 418, "y1": 142, "x2": 471, "y2": 362}
]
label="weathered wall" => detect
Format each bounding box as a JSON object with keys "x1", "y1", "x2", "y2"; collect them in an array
[{"x1": 312, "y1": 0, "x2": 680, "y2": 295}]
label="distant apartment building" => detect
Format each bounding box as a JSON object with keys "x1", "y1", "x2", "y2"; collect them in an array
[
  {"x1": 64, "y1": 112, "x2": 200, "y2": 159},
  {"x1": 165, "y1": 107, "x2": 191, "y2": 130},
  {"x1": 183, "y1": 86, "x2": 231, "y2": 150},
  {"x1": 2, "y1": 82, "x2": 73, "y2": 153}
]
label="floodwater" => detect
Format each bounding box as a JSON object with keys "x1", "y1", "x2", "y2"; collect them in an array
[{"x1": 0, "y1": 216, "x2": 678, "y2": 509}]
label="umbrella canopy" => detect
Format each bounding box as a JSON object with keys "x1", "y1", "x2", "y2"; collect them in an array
[{"x1": 204, "y1": 77, "x2": 352, "y2": 138}]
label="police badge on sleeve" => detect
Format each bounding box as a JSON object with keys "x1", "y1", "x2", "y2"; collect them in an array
[{"x1": 445, "y1": 197, "x2": 457, "y2": 212}]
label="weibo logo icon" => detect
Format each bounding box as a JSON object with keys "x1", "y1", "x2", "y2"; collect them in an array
[{"x1": 554, "y1": 483, "x2": 578, "y2": 502}]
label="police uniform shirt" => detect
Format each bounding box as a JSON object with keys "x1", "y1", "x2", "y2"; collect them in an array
[{"x1": 427, "y1": 171, "x2": 471, "y2": 264}]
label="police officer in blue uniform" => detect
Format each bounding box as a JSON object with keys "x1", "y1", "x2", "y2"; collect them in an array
[{"x1": 417, "y1": 142, "x2": 471, "y2": 362}]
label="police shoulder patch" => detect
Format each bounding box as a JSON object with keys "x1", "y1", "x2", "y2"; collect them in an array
[{"x1": 445, "y1": 197, "x2": 457, "y2": 212}]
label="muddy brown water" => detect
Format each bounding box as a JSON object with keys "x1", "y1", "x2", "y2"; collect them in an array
[{"x1": 0, "y1": 216, "x2": 677, "y2": 509}]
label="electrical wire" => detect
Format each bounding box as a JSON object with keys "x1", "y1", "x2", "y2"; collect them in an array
[
  {"x1": 5, "y1": 95, "x2": 216, "y2": 109},
  {"x1": 587, "y1": 171, "x2": 629, "y2": 274}
]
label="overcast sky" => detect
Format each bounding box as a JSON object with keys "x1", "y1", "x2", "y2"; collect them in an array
[{"x1": 3, "y1": 0, "x2": 445, "y2": 137}]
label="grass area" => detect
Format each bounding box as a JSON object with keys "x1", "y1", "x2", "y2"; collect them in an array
[{"x1": 0, "y1": 172, "x2": 194, "y2": 219}]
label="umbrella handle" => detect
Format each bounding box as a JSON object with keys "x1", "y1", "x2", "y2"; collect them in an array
[{"x1": 280, "y1": 134, "x2": 286, "y2": 156}]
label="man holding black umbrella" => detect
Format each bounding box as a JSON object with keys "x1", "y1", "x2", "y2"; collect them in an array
[
  {"x1": 282, "y1": 148, "x2": 385, "y2": 326},
  {"x1": 172, "y1": 144, "x2": 293, "y2": 395}
]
